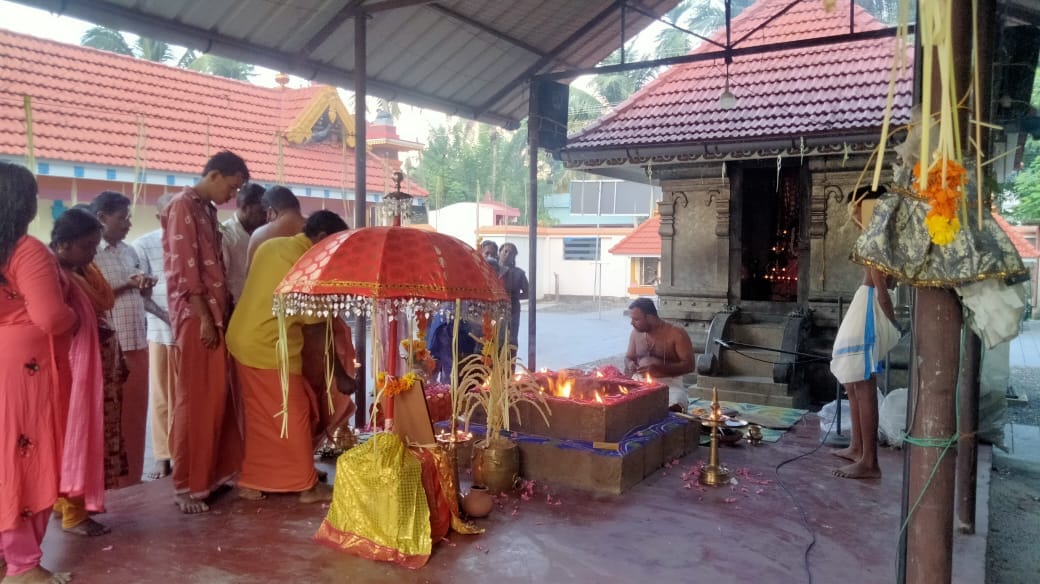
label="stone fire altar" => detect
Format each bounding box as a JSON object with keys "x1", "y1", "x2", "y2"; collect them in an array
[{"x1": 463, "y1": 369, "x2": 699, "y2": 494}]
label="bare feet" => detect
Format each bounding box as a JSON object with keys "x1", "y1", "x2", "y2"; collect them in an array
[
  {"x1": 146, "y1": 459, "x2": 171, "y2": 480},
  {"x1": 833, "y1": 461, "x2": 882, "y2": 479},
  {"x1": 62, "y1": 518, "x2": 110, "y2": 537},
  {"x1": 237, "y1": 487, "x2": 266, "y2": 501},
  {"x1": 174, "y1": 494, "x2": 210, "y2": 514},
  {"x1": 4, "y1": 566, "x2": 72, "y2": 583},
  {"x1": 830, "y1": 447, "x2": 860, "y2": 462},
  {"x1": 298, "y1": 482, "x2": 333, "y2": 504}
]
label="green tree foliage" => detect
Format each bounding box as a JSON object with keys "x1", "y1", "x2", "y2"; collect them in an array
[
  {"x1": 1012, "y1": 154, "x2": 1040, "y2": 222},
  {"x1": 411, "y1": 120, "x2": 564, "y2": 224},
  {"x1": 185, "y1": 54, "x2": 254, "y2": 81},
  {"x1": 81, "y1": 26, "x2": 133, "y2": 56},
  {"x1": 80, "y1": 26, "x2": 253, "y2": 81},
  {"x1": 1004, "y1": 68, "x2": 1040, "y2": 223},
  {"x1": 135, "y1": 37, "x2": 172, "y2": 62}
]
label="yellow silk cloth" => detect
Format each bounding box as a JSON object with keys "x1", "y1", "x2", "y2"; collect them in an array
[
  {"x1": 313, "y1": 432, "x2": 432, "y2": 568},
  {"x1": 227, "y1": 234, "x2": 319, "y2": 374}
]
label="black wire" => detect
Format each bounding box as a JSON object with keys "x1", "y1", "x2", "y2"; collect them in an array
[
  {"x1": 722, "y1": 344, "x2": 831, "y2": 366},
  {"x1": 771, "y1": 406, "x2": 840, "y2": 584}
]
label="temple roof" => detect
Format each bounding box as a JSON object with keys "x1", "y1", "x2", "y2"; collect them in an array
[
  {"x1": 562, "y1": 0, "x2": 913, "y2": 162},
  {"x1": 993, "y1": 212, "x2": 1040, "y2": 259},
  {"x1": 0, "y1": 28, "x2": 425, "y2": 195},
  {"x1": 609, "y1": 215, "x2": 660, "y2": 256}
]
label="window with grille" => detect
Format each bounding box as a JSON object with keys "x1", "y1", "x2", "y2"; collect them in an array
[
  {"x1": 563, "y1": 237, "x2": 600, "y2": 260},
  {"x1": 638, "y1": 258, "x2": 660, "y2": 285}
]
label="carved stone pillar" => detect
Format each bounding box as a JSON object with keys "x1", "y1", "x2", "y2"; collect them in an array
[{"x1": 657, "y1": 190, "x2": 685, "y2": 289}]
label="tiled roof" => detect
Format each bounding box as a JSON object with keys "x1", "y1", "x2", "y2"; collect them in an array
[
  {"x1": 566, "y1": 0, "x2": 913, "y2": 152},
  {"x1": 0, "y1": 28, "x2": 424, "y2": 195},
  {"x1": 609, "y1": 216, "x2": 660, "y2": 256},
  {"x1": 992, "y1": 212, "x2": 1040, "y2": 259}
]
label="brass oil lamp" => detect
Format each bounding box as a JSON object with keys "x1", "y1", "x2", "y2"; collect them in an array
[{"x1": 699, "y1": 388, "x2": 731, "y2": 486}]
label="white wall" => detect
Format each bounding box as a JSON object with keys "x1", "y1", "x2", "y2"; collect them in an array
[
  {"x1": 428, "y1": 202, "x2": 496, "y2": 247},
  {"x1": 484, "y1": 233, "x2": 630, "y2": 299}
]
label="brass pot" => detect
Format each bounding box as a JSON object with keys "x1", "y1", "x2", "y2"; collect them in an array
[{"x1": 472, "y1": 440, "x2": 520, "y2": 494}]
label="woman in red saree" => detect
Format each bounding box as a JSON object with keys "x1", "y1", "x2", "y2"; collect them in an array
[{"x1": 50, "y1": 207, "x2": 128, "y2": 536}]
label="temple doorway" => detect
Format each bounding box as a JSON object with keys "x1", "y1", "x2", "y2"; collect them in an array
[{"x1": 739, "y1": 167, "x2": 802, "y2": 302}]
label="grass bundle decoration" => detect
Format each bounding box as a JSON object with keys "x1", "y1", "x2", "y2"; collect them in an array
[{"x1": 458, "y1": 320, "x2": 551, "y2": 448}]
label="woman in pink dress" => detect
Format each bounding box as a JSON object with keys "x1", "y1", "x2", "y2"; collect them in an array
[
  {"x1": 0, "y1": 162, "x2": 76, "y2": 583},
  {"x1": 51, "y1": 207, "x2": 126, "y2": 537}
]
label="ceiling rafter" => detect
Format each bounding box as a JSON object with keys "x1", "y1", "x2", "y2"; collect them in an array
[
  {"x1": 298, "y1": 0, "x2": 366, "y2": 59},
  {"x1": 428, "y1": 3, "x2": 549, "y2": 62},
  {"x1": 474, "y1": 1, "x2": 626, "y2": 117},
  {"x1": 40, "y1": 0, "x2": 518, "y2": 126}
]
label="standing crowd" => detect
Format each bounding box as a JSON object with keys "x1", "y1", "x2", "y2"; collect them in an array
[{"x1": 0, "y1": 151, "x2": 358, "y2": 582}]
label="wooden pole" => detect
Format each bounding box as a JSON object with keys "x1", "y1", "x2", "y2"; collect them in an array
[
  {"x1": 353, "y1": 11, "x2": 368, "y2": 427},
  {"x1": 527, "y1": 106, "x2": 539, "y2": 370},
  {"x1": 955, "y1": 0, "x2": 996, "y2": 535},
  {"x1": 906, "y1": 288, "x2": 961, "y2": 583},
  {"x1": 905, "y1": 1, "x2": 972, "y2": 581},
  {"x1": 956, "y1": 329, "x2": 981, "y2": 533}
]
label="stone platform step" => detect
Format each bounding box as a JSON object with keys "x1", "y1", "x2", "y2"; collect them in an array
[
  {"x1": 692, "y1": 374, "x2": 795, "y2": 408},
  {"x1": 720, "y1": 348, "x2": 776, "y2": 378},
  {"x1": 728, "y1": 322, "x2": 785, "y2": 349},
  {"x1": 450, "y1": 416, "x2": 699, "y2": 495}
]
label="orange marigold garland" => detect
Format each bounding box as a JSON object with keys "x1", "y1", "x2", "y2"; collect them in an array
[
  {"x1": 376, "y1": 371, "x2": 419, "y2": 398},
  {"x1": 913, "y1": 158, "x2": 967, "y2": 246}
]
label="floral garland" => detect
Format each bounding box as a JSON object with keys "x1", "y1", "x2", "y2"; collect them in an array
[
  {"x1": 376, "y1": 371, "x2": 419, "y2": 398},
  {"x1": 400, "y1": 338, "x2": 436, "y2": 375},
  {"x1": 913, "y1": 157, "x2": 967, "y2": 246}
]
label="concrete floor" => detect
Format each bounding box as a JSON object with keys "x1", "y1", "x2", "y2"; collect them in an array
[{"x1": 41, "y1": 414, "x2": 989, "y2": 584}]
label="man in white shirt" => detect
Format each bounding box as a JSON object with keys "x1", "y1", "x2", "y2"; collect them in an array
[
  {"x1": 133, "y1": 194, "x2": 176, "y2": 480},
  {"x1": 221, "y1": 183, "x2": 267, "y2": 304},
  {"x1": 91, "y1": 191, "x2": 153, "y2": 486}
]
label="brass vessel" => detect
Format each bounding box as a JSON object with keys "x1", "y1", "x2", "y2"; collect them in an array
[{"x1": 472, "y1": 440, "x2": 520, "y2": 494}]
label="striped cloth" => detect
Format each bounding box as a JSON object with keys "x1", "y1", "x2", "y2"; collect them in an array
[{"x1": 830, "y1": 285, "x2": 900, "y2": 384}]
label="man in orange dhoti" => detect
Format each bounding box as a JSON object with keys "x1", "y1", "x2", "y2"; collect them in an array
[
  {"x1": 161, "y1": 151, "x2": 247, "y2": 514},
  {"x1": 226, "y1": 210, "x2": 355, "y2": 503}
]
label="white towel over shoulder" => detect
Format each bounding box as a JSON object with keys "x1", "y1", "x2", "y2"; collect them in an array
[{"x1": 831, "y1": 285, "x2": 900, "y2": 384}]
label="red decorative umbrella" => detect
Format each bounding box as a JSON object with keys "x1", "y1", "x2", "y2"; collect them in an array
[
  {"x1": 275, "y1": 226, "x2": 507, "y2": 314},
  {"x1": 275, "y1": 223, "x2": 506, "y2": 430}
]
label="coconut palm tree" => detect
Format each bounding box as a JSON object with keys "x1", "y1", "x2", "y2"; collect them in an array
[
  {"x1": 80, "y1": 26, "x2": 133, "y2": 56},
  {"x1": 135, "y1": 37, "x2": 173, "y2": 63},
  {"x1": 186, "y1": 54, "x2": 254, "y2": 81},
  {"x1": 81, "y1": 26, "x2": 253, "y2": 81}
]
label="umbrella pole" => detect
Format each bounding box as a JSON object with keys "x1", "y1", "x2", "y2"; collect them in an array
[{"x1": 385, "y1": 310, "x2": 397, "y2": 430}]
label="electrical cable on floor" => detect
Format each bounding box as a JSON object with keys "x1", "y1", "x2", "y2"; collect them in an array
[{"x1": 771, "y1": 407, "x2": 842, "y2": 584}]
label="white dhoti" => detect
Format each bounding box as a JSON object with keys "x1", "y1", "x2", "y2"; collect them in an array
[
  {"x1": 637, "y1": 373, "x2": 687, "y2": 408},
  {"x1": 663, "y1": 377, "x2": 688, "y2": 409},
  {"x1": 831, "y1": 285, "x2": 900, "y2": 384}
]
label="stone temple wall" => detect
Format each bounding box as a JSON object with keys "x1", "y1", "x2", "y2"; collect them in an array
[{"x1": 653, "y1": 159, "x2": 893, "y2": 353}]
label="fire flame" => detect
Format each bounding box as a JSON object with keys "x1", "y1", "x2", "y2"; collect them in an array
[
  {"x1": 645, "y1": 372, "x2": 653, "y2": 384},
  {"x1": 558, "y1": 378, "x2": 573, "y2": 399},
  {"x1": 595, "y1": 371, "x2": 604, "y2": 378},
  {"x1": 594, "y1": 391, "x2": 604, "y2": 403},
  {"x1": 618, "y1": 385, "x2": 629, "y2": 395}
]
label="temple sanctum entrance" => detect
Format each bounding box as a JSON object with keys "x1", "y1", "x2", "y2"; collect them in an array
[{"x1": 738, "y1": 166, "x2": 804, "y2": 303}]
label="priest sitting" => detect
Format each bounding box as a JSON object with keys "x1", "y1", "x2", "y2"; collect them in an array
[{"x1": 624, "y1": 298, "x2": 695, "y2": 412}]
